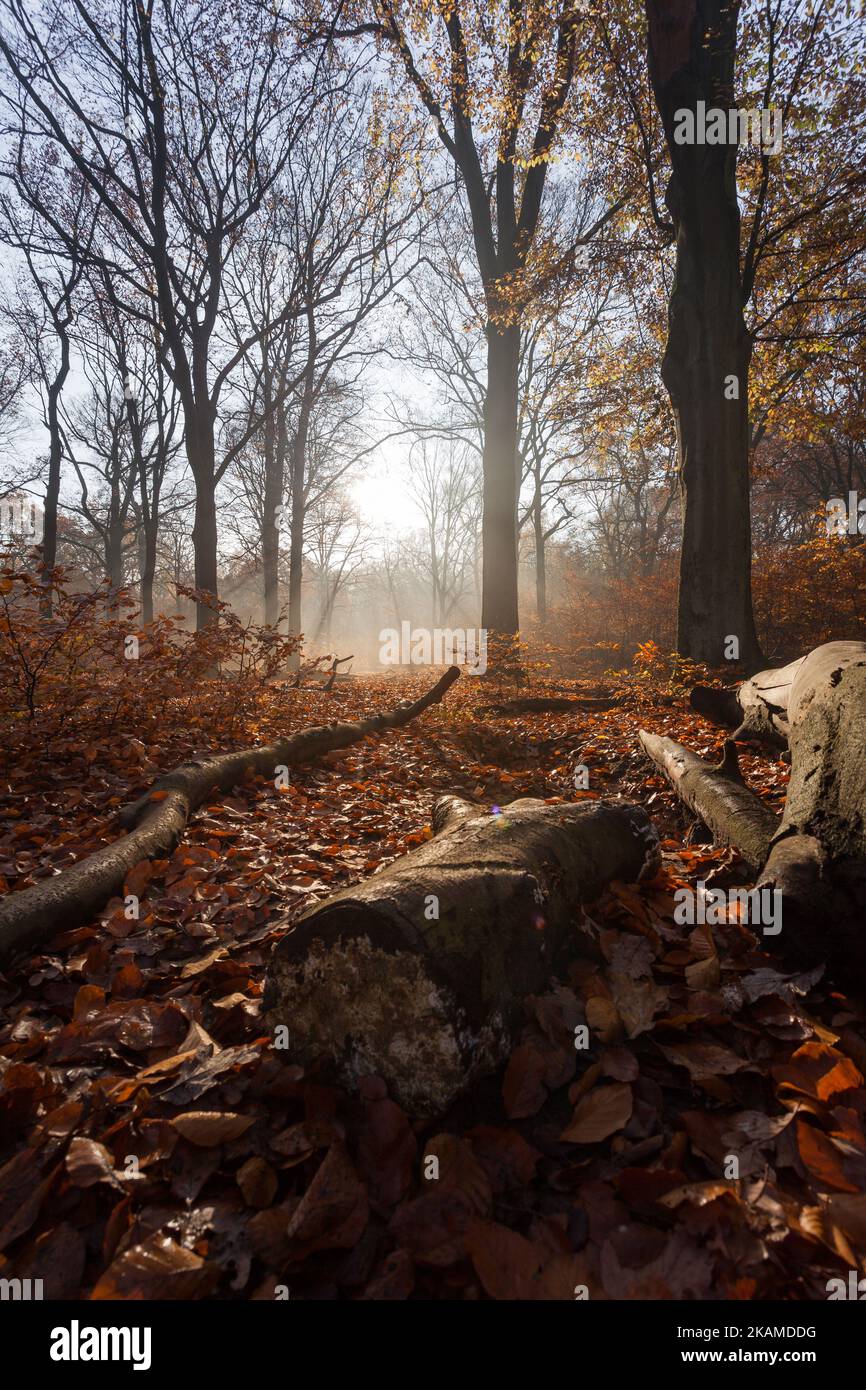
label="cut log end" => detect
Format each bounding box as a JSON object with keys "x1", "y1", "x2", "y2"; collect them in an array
[
  {"x1": 265, "y1": 935, "x2": 506, "y2": 1117},
  {"x1": 263, "y1": 795, "x2": 661, "y2": 1115}
]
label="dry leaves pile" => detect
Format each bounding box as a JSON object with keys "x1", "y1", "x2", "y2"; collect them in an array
[{"x1": 1, "y1": 665, "x2": 865, "y2": 1300}]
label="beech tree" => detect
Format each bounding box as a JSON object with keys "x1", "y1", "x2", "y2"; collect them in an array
[
  {"x1": 596, "y1": 0, "x2": 866, "y2": 663},
  {"x1": 319, "y1": 1, "x2": 623, "y2": 638}
]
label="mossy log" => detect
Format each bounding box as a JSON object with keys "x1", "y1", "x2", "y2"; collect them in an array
[{"x1": 263, "y1": 795, "x2": 660, "y2": 1115}]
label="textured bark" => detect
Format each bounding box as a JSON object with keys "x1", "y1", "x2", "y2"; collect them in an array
[
  {"x1": 0, "y1": 668, "x2": 461, "y2": 968},
  {"x1": 481, "y1": 323, "x2": 521, "y2": 637},
  {"x1": 263, "y1": 796, "x2": 661, "y2": 1115},
  {"x1": 189, "y1": 415, "x2": 219, "y2": 631},
  {"x1": 643, "y1": 641, "x2": 866, "y2": 987},
  {"x1": 638, "y1": 732, "x2": 776, "y2": 872},
  {"x1": 645, "y1": 0, "x2": 761, "y2": 666}
]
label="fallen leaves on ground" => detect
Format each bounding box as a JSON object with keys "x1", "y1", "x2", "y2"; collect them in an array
[{"x1": 0, "y1": 667, "x2": 865, "y2": 1300}]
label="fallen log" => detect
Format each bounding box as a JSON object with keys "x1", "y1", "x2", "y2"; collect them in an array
[
  {"x1": 263, "y1": 795, "x2": 661, "y2": 1115},
  {"x1": 638, "y1": 733, "x2": 776, "y2": 872},
  {"x1": 0, "y1": 667, "x2": 461, "y2": 968},
  {"x1": 690, "y1": 640, "x2": 866, "y2": 747},
  {"x1": 641, "y1": 640, "x2": 866, "y2": 988}
]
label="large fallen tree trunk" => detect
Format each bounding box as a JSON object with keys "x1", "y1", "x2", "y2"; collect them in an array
[
  {"x1": 642, "y1": 641, "x2": 866, "y2": 988},
  {"x1": 0, "y1": 667, "x2": 461, "y2": 968},
  {"x1": 263, "y1": 796, "x2": 660, "y2": 1115}
]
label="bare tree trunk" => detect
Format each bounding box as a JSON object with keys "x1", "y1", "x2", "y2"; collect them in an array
[
  {"x1": 287, "y1": 372, "x2": 313, "y2": 671},
  {"x1": 139, "y1": 514, "x2": 158, "y2": 624},
  {"x1": 187, "y1": 409, "x2": 219, "y2": 629},
  {"x1": 40, "y1": 331, "x2": 70, "y2": 614},
  {"x1": 481, "y1": 323, "x2": 521, "y2": 638},
  {"x1": 646, "y1": 0, "x2": 761, "y2": 666},
  {"x1": 261, "y1": 378, "x2": 281, "y2": 630},
  {"x1": 534, "y1": 485, "x2": 547, "y2": 623}
]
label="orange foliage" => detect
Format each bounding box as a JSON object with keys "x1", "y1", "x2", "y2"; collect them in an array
[{"x1": 532, "y1": 539, "x2": 866, "y2": 669}]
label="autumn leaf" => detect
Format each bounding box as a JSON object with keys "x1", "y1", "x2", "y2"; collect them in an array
[
  {"x1": 561, "y1": 1083, "x2": 633, "y2": 1144},
  {"x1": 171, "y1": 1112, "x2": 256, "y2": 1147}
]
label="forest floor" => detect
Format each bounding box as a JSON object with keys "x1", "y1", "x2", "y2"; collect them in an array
[{"x1": 1, "y1": 663, "x2": 865, "y2": 1300}]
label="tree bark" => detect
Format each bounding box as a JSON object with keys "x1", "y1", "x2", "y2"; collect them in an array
[
  {"x1": 188, "y1": 409, "x2": 219, "y2": 629},
  {"x1": 533, "y1": 484, "x2": 547, "y2": 623},
  {"x1": 39, "y1": 319, "x2": 72, "y2": 615},
  {"x1": 641, "y1": 641, "x2": 866, "y2": 988},
  {"x1": 261, "y1": 374, "x2": 281, "y2": 631},
  {"x1": 0, "y1": 667, "x2": 461, "y2": 967},
  {"x1": 645, "y1": 0, "x2": 761, "y2": 666},
  {"x1": 638, "y1": 732, "x2": 776, "y2": 872},
  {"x1": 139, "y1": 515, "x2": 158, "y2": 625},
  {"x1": 286, "y1": 380, "x2": 312, "y2": 670},
  {"x1": 263, "y1": 796, "x2": 661, "y2": 1116},
  {"x1": 481, "y1": 323, "x2": 521, "y2": 638}
]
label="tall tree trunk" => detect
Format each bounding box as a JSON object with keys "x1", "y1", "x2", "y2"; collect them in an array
[
  {"x1": 646, "y1": 0, "x2": 761, "y2": 667},
  {"x1": 106, "y1": 520, "x2": 124, "y2": 597},
  {"x1": 287, "y1": 373, "x2": 313, "y2": 672},
  {"x1": 533, "y1": 483, "x2": 547, "y2": 623},
  {"x1": 187, "y1": 409, "x2": 219, "y2": 630},
  {"x1": 40, "y1": 338, "x2": 70, "y2": 615},
  {"x1": 138, "y1": 518, "x2": 157, "y2": 624},
  {"x1": 262, "y1": 382, "x2": 281, "y2": 631},
  {"x1": 481, "y1": 323, "x2": 521, "y2": 638}
]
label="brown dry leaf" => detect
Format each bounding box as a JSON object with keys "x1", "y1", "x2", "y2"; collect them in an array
[
  {"x1": 467, "y1": 1127, "x2": 540, "y2": 1192},
  {"x1": 685, "y1": 954, "x2": 721, "y2": 990},
  {"x1": 124, "y1": 859, "x2": 155, "y2": 898},
  {"x1": 180, "y1": 946, "x2": 230, "y2": 979},
  {"x1": 171, "y1": 1111, "x2": 256, "y2": 1147},
  {"x1": 797, "y1": 1120, "x2": 860, "y2": 1193},
  {"x1": 585, "y1": 995, "x2": 624, "y2": 1043},
  {"x1": 502, "y1": 1041, "x2": 548, "y2": 1118},
  {"x1": 657, "y1": 1040, "x2": 750, "y2": 1079},
  {"x1": 286, "y1": 1143, "x2": 368, "y2": 1250},
  {"x1": 773, "y1": 1042, "x2": 863, "y2": 1102},
  {"x1": 65, "y1": 1137, "x2": 122, "y2": 1189},
  {"x1": 423, "y1": 1134, "x2": 492, "y2": 1216},
  {"x1": 91, "y1": 1233, "x2": 218, "y2": 1300},
  {"x1": 237, "y1": 1157, "x2": 278, "y2": 1209},
  {"x1": 659, "y1": 1180, "x2": 739, "y2": 1209},
  {"x1": 821, "y1": 1194, "x2": 866, "y2": 1252},
  {"x1": 561, "y1": 1082, "x2": 633, "y2": 1144},
  {"x1": 609, "y1": 970, "x2": 668, "y2": 1038},
  {"x1": 134, "y1": 1049, "x2": 200, "y2": 1084},
  {"x1": 465, "y1": 1218, "x2": 545, "y2": 1300}
]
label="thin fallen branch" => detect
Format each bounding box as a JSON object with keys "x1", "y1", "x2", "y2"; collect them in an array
[
  {"x1": 324, "y1": 653, "x2": 354, "y2": 691},
  {"x1": 0, "y1": 667, "x2": 461, "y2": 968},
  {"x1": 638, "y1": 732, "x2": 778, "y2": 872}
]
